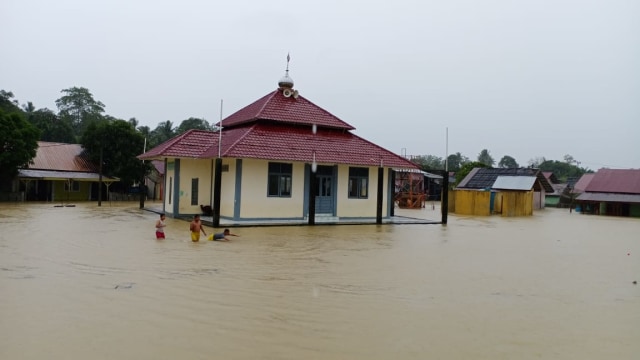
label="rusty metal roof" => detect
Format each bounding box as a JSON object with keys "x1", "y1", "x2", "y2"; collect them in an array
[
  {"x1": 584, "y1": 168, "x2": 640, "y2": 194},
  {"x1": 28, "y1": 142, "x2": 97, "y2": 172},
  {"x1": 572, "y1": 173, "x2": 595, "y2": 193}
]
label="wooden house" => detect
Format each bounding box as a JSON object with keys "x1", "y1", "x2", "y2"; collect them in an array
[{"x1": 454, "y1": 168, "x2": 553, "y2": 216}]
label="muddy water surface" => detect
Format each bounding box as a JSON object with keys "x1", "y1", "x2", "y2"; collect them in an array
[{"x1": 1, "y1": 202, "x2": 638, "y2": 359}]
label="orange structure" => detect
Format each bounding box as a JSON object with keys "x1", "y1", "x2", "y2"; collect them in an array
[{"x1": 395, "y1": 171, "x2": 425, "y2": 209}]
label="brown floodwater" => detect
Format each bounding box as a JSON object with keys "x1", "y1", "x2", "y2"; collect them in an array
[{"x1": 0, "y1": 202, "x2": 638, "y2": 359}]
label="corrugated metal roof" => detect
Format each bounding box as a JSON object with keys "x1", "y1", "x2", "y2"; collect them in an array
[
  {"x1": 572, "y1": 173, "x2": 595, "y2": 193},
  {"x1": 576, "y1": 192, "x2": 640, "y2": 203},
  {"x1": 393, "y1": 169, "x2": 443, "y2": 179},
  {"x1": 584, "y1": 168, "x2": 640, "y2": 194},
  {"x1": 18, "y1": 169, "x2": 118, "y2": 182},
  {"x1": 457, "y1": 168, "x2": 554, "y2": 192},
  {"x1": 492, "y1": 176, "x2": 536, "y2": 190},
  {"x1": 29, "y1": 142, "x2": 97, "y2": 172}
]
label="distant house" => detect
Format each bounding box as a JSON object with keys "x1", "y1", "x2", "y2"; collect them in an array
[
  {"x1": 15, "y1": 141, "x2": 118, "y2": 202},
  {"x1": 144, "y1": 160, "x2": 164, "y2": 201},
  {"x1": 575, "y1": 168, "x2": 640, "y2": 217},
  {"x1": 454, "y1": 168, "x2": 554, "y2": 216},
  {"x1": 139, "y1": 71, "x2": 419, "y2": 223},
  {"x1": 543, "y1": 172, "x2": 563, "y2": 207}
]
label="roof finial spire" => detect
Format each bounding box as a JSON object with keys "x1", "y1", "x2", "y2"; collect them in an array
[
  {"x1": 286, "y1": 52, "x2": 291, "y2": 74},
  {"x1": 278, "y1": 52, "x2": 294, "y2": 89}
]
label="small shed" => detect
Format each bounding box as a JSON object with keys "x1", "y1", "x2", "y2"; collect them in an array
[{"x1": 454, "y1": 168, "x2": 553, "y2": 216}]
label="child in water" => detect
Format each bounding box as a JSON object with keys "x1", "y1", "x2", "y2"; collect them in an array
[
  {"x1": 155, "y1": 213, "x2": 166, "y2": 239},
  {"x1": 189, "y1": 214, "x2": 207, "y2": 242},
  {"x1": 208, "y1": 228, "x2": 239, "y2": 242}
]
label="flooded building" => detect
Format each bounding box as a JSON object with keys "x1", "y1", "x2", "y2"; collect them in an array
[
  {"x1": 575, "y1": 168, "x2": 640, "y2": 217},
  {"x1": 13, "y1": 141, "x2": 118, "y2": 202},
  {"x1": 453, "y1": 167, "x2": 553, "y2": 216},
  {"x1": 139, "y1": 67, "x2": 418, "y2": 223}
]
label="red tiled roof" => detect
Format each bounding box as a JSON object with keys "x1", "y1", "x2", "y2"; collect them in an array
[
  {"x1": 28, "y1": 142, "x2": 97, "y2": 172},
  {"x1": 140, "y1": 125, "x2": 418, "y2": 169},
  {"x1": 219, "y1": 90, "x2": 355, "y2": 130},
  {"x1": 584, "y1": 168, "x2": 640, "y2": 194}
]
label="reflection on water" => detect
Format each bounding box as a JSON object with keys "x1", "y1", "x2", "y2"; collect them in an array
[{"x1": 1, "y1": 202, "x2": 638, "y2": 359}]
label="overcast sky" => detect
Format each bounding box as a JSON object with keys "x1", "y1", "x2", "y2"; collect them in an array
[{"x1": 2, "y1": 0, "x2": 638, "y2": 169}]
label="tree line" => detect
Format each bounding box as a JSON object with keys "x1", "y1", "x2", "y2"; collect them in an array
[
  {"x1": 1, "y1": 87, "x2": 215, "y2": 191},
  {"x1": 1, "y1": 86, "x2": 592, "y2": 192},
  {"x1": 410, "y1": 149, "x2": 591, "y2": 184}
]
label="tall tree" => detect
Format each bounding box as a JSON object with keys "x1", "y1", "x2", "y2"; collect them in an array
[
  {"x1": 446, "y1": 152, "x2": 469, "y2": 172},
  {"x1": 81, "y1": 119, "x2": 148, "y2": 187},
  {"x1": 27, "y1": 108, "x2": 75, "y2": 143},
  {"x1": 498, "y1": 155, "x2": 519, "y2": 168},
  {"x1": 0, "y1": 90, "x2": 22, "y2": 114},
  {"x1": 175, "y1": 117, "x2": 212, "y2": 135},
  {"x1": 477, "y1": 149, "x2": 495, "y2": 167},
  {"x1": 0, "y1": 109, "x2": 41, "y2": 184},
  {"x1": 411, "y1": 155, "x2": 444, "y2": 170},
  {"x1": 149, "y1": 120, "x2": 175, "y2": 148},
  {"x1": 55, "y1": 87, "x2": 106, "y2": 139}
]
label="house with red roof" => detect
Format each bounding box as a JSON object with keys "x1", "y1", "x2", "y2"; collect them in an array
[
  {"x1": 139, "y1": 69, "x2": 419, "y2": 224},
  {"x1": 575, "y1": 168, "x2": 640, "y2": 217}
]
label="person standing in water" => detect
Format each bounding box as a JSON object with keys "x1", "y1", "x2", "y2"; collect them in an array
[
  {"x1": 155, "y1": 213, "x2": 166, "y2": 239},
  {"x1": 189, "y1": 214, "x2": 207, "y2": 242}
]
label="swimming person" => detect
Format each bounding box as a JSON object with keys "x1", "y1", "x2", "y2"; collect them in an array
[{"x1": 209, "y1": 228, "x2": 238, "y2": 242}]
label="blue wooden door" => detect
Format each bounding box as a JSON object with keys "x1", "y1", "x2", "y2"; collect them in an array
[{"x1": 314, "y1": 166, "x2": 334, "y2": 214}]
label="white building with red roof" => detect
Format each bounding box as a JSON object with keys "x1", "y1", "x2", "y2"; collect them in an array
[{"x1": 139, "y1": 68, "x2": 419, "y2": 224}]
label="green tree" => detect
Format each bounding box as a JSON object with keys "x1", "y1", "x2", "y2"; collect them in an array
[
  {"x1": 81, "y1": 119, "x2": 148, "y2": 186},
  {"x1": 411, "y1": 155, "x2": 444, "y2": 170},
  {"x1": 477, "y1": 149, "x2": 495, "y2": 167},
  {"x1": 175, "y1": 117, "x2": 212, "y2": 135},
  {"x1": 149, "y1": 120, "x2": 175, "y2": 148},
  {"x1": 498, "y1": 155, "x2": 519, "y2": 168},
  {"x1": 446, "y1": 152, "x2": 469, "y2": 172},
  {"x1": 0, "y1": 109, "x2": 41, "y2": 184},
  {"x1": 538, "y1": 159, "x2": 590, "y2": 182},
  {"x1": 0, "y1": 90, "x2": 22, "y2": 114},
  {"x1": 26, "y1": 108, "x2": 75, "y2": 143},
  {"x1": 455, "y1": 161, "x2": 489, "y2": 185},
  {"x1": 55, "y1": 87, "x2": 106, "y2": 139}
]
